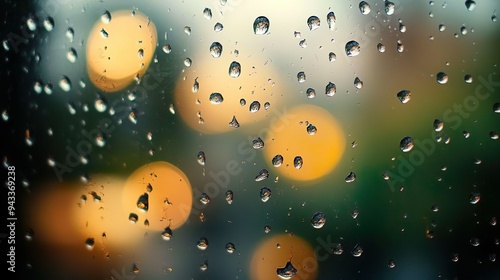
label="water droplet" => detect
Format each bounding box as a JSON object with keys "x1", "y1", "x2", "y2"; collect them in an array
[
  {"x1": 464, "y1": 74, "x2": 473, "y2": 84},
  {"x1": 377, "y1": 43, "x2": 386, "y2": 52},
  {"x1": 397, "y1": 40, "x2": 404, "y2": 52},
  {"x1": 34, "y1": 80, "x2": 43, "y2": 94},
  {"x1": 136, "y1": 193, "x2": 149, "y2": 212},
  {"x1": 162, "y1": 226, "x2": 173, "y2": 241},
  {"x1": 100, "y1": 28, "x2": 109, "y2": 38},
  {"x1": 293, "y1": 156, "x2": 303, "y2": 169},
  {"x1": 203, "y1": 8, "x2": 212, "y2": 20},
  {"x1": 184, "y1": 26, "x2": 191, "y2": 35},
  {"x1": 229, "y1": 61, "x2": 241, "y2": 78},
  {"x1": 200, "y1": 193, "x2": 211, "y2": 205},
  {"x1": 209, "y1": 42, "x2": 223, "y2": 58},
  {"x1": 490, "y1": 131, "x2": 499, "y2": 140},
  {"x1": 433, "y1": 119, "x2": 444, "y2": 132},
  {"x1": 260, "y1": 187, "x2": 272, "y2": 202},
  {"x1": 359, "y1": 1, "x2": 371, "y2": 15},
  {"x1": 101, "y1": 10, "x2": 111, "y2": 24},
  {"x1": 184, "y1": 58, "x2": 192, "y2": 67},
  {"x1": 490, "y1": 217, "x2": 497, "y2": 226},
  {"x1": 307, "y1": 16, "x2": 321, "y2": 31},
  {"x1": 329, "y1": 52, "x2": 337, "y2": 62},
  {"x1": 299, "y1": 39, "x2": 307, "y2": 48},
  {"x1": 311, "y1": 211, "x2": 326, "y2": 229},
  {"x1": 209, "y1": 92, "x2": 224, "y2": 104},
  {"x1": 65, "y1": 27, "x2": 74, "y2": 42},
  {"x1": 255, "y1": 169, "x2": 269, "y2": 181},
  {"x1": 253, "y1": 137, "x2": 264, "y2": 149},
  {"x1": 229, "y1": 115, "x2": 240, "y2": 128},
  {"x1": 254, "y1": 16, "x2": 270, "y2": 35},
  {"x1": 354, "y1": 77, "x2": 363, "y2": 89},
  {"x1": 388, "y1": 260, "x2": 396, "y2": 268},
  {"x1": 67, "y1": 48, "x2": 77, "y2": 63},
  {"x1": 345, "y1": 40, "x2": 361, "y2": 57},
  {"x1": 469, "y1": 192, "x2": 480, "y2": 204},
  {"x1": 272, "y1": 155, "x2": 284, "y2": 167},
  {"x1": 276, "y1": 261, "x2": 297, "y2": 279},
  {"x1": 214, "y1": 22, "x2": 224, "y2": 32},
  {"x1": 306, "y1": 123, "x2": 317, "y2": 135},
  {"x1": 85, "y1": 237, "x2": 95, "y2": 250},
  {"x1": 385, "y1": 1, "x2": 395, "y2": 15},
  {"x1": 470, "y1": 237, "x2": 480, "y2": 247},
  {"x1": 465, "y1": 0, "x2": 476, "y2": 11},
  {"x1": 43, "y1": 17, "x2": 54, "y2": 31},
  {"x1": 138, "y1": 48, "x2": 144, "y2": 59},
  {"x1": 397, "y1": 90, "x2": 411, "y2": 104},
  {"x1": 197, "y1": 237, "x2": 209, "y2": 250},
  {"x1": 399, "y1": 23, "x2": 406, "y2": 33},
  {"x1": 460, "y1": 26, "x2": 468, "y2": 35},
  {"x1": 264, "y1": 102, "x2": 270, "y2": 110},
  {"x1": 493, "y1": 103, "x2": 500, "y2": 113},
  {"x1": 225, "y1": 190, "x2": 233, "y2": 204},
  {"x1": 26, "y1": 17, "x2": 37, "y2": 31},
  {"x1": 351, "y1": 209, "x2": 360, "y2": 219},
  {"x1": 325, "y1": 82, "x2": 336, "y2": 97},
  {"x1": 264, "y1": 225, "x2": 271, "y2": 233},
  {"x1": 345, "y1": 171, "x2": 356, "y2": 183},
  {"x1": 249, "y1": 101, "x2": 261, "y2": 112},
  {"x1": 226, "y1": 243, "x2": 235, "y2": 253},
  {"x1": 438, "y1": 24, "x2": 446, "y2": 32},
  {"x1": 400, "y1": 136, "x2": 414, "y2": 152},
  {"x1": 306, "y1": 88, "x2": 316, "y2": 98},
  {"x1": 297, "y1": 71, "x2": 306, "y2": 83},
  {"x1": 59, "y1": 76, "x2": 72, "y2": 92},
  {"x1": 333, "y1": 243, "x2": 344, "y2": 255},
  {"x1": 162, "y1": 44, "x2": 172, "y2": 54},
  {"x1": 327, "y1": 11, "x2": 336, "y2": 30},
  {"x1": 451, "y1": 253, "x2": 459, "y2": 262},
  {"x1": 431, "y1": 204, "x2": 439, "y2": 212},
  {"x1": 197, "y1": 151, "x2": 206, "y2": 166},
  {"x1": 352, "y1": 244, "x2": 363, "y2": 257},
  {"x1": 436, "y1": 72, "x2": 448, "y2": 84}
]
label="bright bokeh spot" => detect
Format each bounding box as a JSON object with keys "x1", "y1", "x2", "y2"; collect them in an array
[
  {"x1": 263, "y1": 104, "x2": 346, "y2": 181},
  {"x1": 250, "y1": 234, "x2": 318, "y2": 280},
  {"x1": 122, "y1": 161, "x2": 193, "y2": 231},
  {"x1": 174, "y1": 51, "x2": 283, "y2": 134},
  {"x1": 86, "y1": 10, "x2": 157, "y2": 92}
]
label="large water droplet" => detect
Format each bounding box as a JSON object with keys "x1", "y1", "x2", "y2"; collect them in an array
[
  {"x1": 465, "y1": 0, "x2": 476, "y2": 11},
  {"x1": 293, "y1": 156, "x2": 303, "y2": 169},
  {"x1": 359, "y1": 1, "x2": 371, "y2": 15},
  {"x1": 197, "y1": 237, "x2": 209, "y2": 250},
  {"x1": 345, "y1": 40, "x2": 361, "y2": 57},
  {"x1": 306, "y1": 88, "x2": 316, "y2": 98},
  {"x1": 255, "y1": 169, "x2": 269, "y2": 181},
  {"x1": 253, "y1": 137, "x2": 264, "y2": 149},
  {"x1": 272, "y1": 154, "x2": 284, "y2": 167},
  {"x1": 397, "y1": 90, "x2": 411, "y2": 104},
  {"x1": 203, "y1": 8, "x2": 212, "y2": 20},
  {"x1": 209, "y1": 92, "x2": 224, "y2": 104},
  {"x1": 307, "y1": 16, "x2": 320, "y2": 31},
  {"x1": 311, "y1": 211, "x2": 326, "y2": 229},
  {"x1": 400, "y1": 136, "x2": 414, "y2": 152},
  {"x1": 276, "y1": 261, "x2": 297, "y2": 279},
  {"x1": 385, "y1": 1, "x2": 395, "y2": 15},
  {"x1": 253, "y1": 16, "x2": 270, "y2": 35},
  {"x1": 210, "y1": 42, "x2": 223, "y2": 58},
  {"x1": 260, "y1": 187, "x2": 272, "y2": 202},
  {"x1": 229, "y1": 61, "x2": 241, "y2": 78},
  {"x1": 101, "y1": 10, "x2": 112, "y2": 24},
  {"x1": 436, "y1": 72, "x2": 448, "y2": 84}
]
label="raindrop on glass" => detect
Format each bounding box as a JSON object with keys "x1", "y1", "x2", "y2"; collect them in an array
[
  {"x1": 43, "y1": 17, "x2": 54, "y2": 31},
  {"x1": 249, "y1": 101, "x2": 261, "y2": 112},
  {"x1": 276, "y1": 261, "x2": 297, "y2": 279},
  {"x1": 253, "y1": 137, "x2": 264, "y2": 149},
  {"x1": 225, "y1": 190, "x2": 233, "y2": 204},
  {"x1": 162, "y1": 226, "x2": 173, "y2": 241},
  {"x1": 433, "y1": 119, "x2": 444, "y2": 132},
  {"x1": 101, "y1": 10, "x2": 111, "y2": 24},
  {"x1": 306, "y1": 124, "x2": 317, "y2": 135},
  {"x1": 67, "y1": 48, "x2": 77, "y2": 63},
  {"x1": 253, "y1": 16, "x2": 270, "y2": 35},
  {"x1": 136, "y1": 193, "x2": 149, "y2": 212},
  {"x1": 229, "y1": 61, "x2": 241, "y2": 78},
  {"x1": 197, "y1": 151, "x2": 206, "y2": 166},
  {"x1": 197, "y1": 237, "x2": 209, "y2": 250},
  {"x1": 59, "y1": 76, "x2": 72, "y2": 92},
  {"x1": 306, "y1": 88, "x2": 316, "y2": 98},
  {"x1": 307, "y1": 16, "x2": 321, "y2": 31},
  {"x1": 464, "y1": 74, "x2": 473, "y2": 84},
  {"x1": 184, "y1": 26, "x2": 191, "y2": 35},
  {"x1": 162, "y1": 44, "x2": 172, "y2": 54},
  {"x1": 352, "y1": 244, "x2": 363, "y2": 257},
  {"x1": 400, "y1": 136, "x2": 414, "y2": 152},
  {"x1": 325, "y1": 82, "x2": 336, "y2": 97},
  {"x1": 311, "y1": 211, "x2": 326, "y2": 229},
  {"x1": 85, "y1": 238, "x2": 95, "y2": 250},
  {"x1": 293, "y1": 156, "x2": 303, "y2": 169},
  {"x1": 469, "y1": 192, "x2": 480, "y2": 204},
  {"x1": 209, "y1": 92, "x2": 224, "y2": 104},
  {"x1": 397, "y1": 90, "x2": 411, "y2": 104},
  {"x1": 436, "y1": 72, "x2": 448, "y2": 84},
  {"x1": 377, "y1": 43, "x2": 386, "y2": 52},
  {"x1": 297, "y1": 71, "x2": 306, "y2": 83},
  {"x1": 226, "y1": 243, "x2": 235, "y2": 253},
  {"x1": 203, "y1": 8, "x2": 212, "y2": 20},
  {"x1": 260, "y1": 187, "x2": 272, "y2": 202},
  {"x1": 229, "y1": 115, "x2": 240, "y2": 128},
  {"x1": 214, "y1": 22, "x2": 224, "y2": 32},
  {"x1": 345, "y1": 40, "x2": 361, "y2": 57},
  {"x1": 184, "y1": 58, "x2": 192, "y2": 67},
  {"x1": 210, "y1": 42, "x2": 223, "y2": 58},
  {"x1": 65, "y1": 27, "x2": 74, "y2": 42},
  {"x1": 272, "y1": 155, "x2": 284, "y2": 167},
  {"x1": 345, "y1": 171, "x2": 356, "y2": 183},
  {"x1": 329, "y1": 52, "x2": 337, "y2": 62},
  {"x1": 359, "y1": 1, "x2": 371, "y2": 15},
  {"x1": 200, "y1": 193, "x2": 211, "y2": 205},
  {"x1": 385, "y1": 1, "x2": 395, "y2": 15},
  {"x1": 465, "y1": 0, "x2": 476, "y2": 11},
  {"x1": 354, "y1": 77, "x2": 363, "y2": 89},
  {"x1": 255, "y1": 169, "x2": 269, "y2": 181}
]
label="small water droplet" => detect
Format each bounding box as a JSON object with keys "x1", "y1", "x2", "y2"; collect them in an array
[
  {"x1": 351, "y1": 244, "x2": 363, "y2": 257},
  {"x1": 306, "y1": 88, "x2": 316, "y2": 98},
  {"x1": 214, "y1": 22, "x2": 224, "y2": 32},
  {"x1": 253, "y1": 137, "x2": 264, "y2": 149},
  {"x1": 197, "y1": 237, "x2": 209, "y2": 250},
  {"x1": 433, "y1": 119, "x2": 444, "y2": 132},
  {"x1": 162, "y1": 44, "x2": 172, "y2": 54},
  {"x1": 200, "y1": 193, "x2": 211, "y2": 205},
  {"x1": 465, "y1": 0, "x2": 476, "y2": 11},
  {"x1": 385, "y1": 1, "x2": 395, "y2": 15},
  {"x1": 469, "y1": 192, "x2": 480, "y2": 204},
  {"x1": 67, "y1": 48, "x2": 77, "y2": 63},
  {"x1": 297, "y1": 71, "x2": 306, "y2": 83},
  {"x1": 359, "y1": 1, "x2": 371, "y2": 15},
  {"x1": 162, "y1": 226, "x2": 173, "y2": 241},
  {"x1": 388, "y1": 259, "x2": 396, "y2": 268},
  {"x1": 255, "y1": 169, "x2": 269, "y2": 181},
  {"x1": 327, "y1": 12, "x2": 336, "y2": 30},
  {"x1": 464, "y1": 74, "x2": 473, "y2": 84},
  {"x1": 272, "y1": 155, "x2": 284, "y2": 167},
  {"x1": 229, "y1": 115, "x2": 240, "y2": 128},
  {"x1": 225, "y1": 190, "x2": 233, "y2": 204},
  {"x1": 136, "y1": 193, "x2": 149, "y2": 212},
  {"x1": 377, "y1": 43, "x2": 386, "y2": 53},
  {"x1": 197, "y1": 151, "x2": 206, "y2": 166},
  {"x1": 85, "y1": 237, "x2": 95, "y2": 250},
  {"x1": 210, "y1": 42, "x2": 223, "y2": 58},
  {"x1": 43, "y1": 17, "x2": 54, "y2": 31},
  {"x1": 226, "y1": 243, "x2": 235, "y2": 253},
  {"x1": 325, "y1": 82, "x2": 336, "y2": 97},
  {"x1": 397, "y1": 90, "x2": 411, "y2": 104},
  {"x1": 306, "y1": 123, "x2": 317, "y2": 135},
  {"x1": 354, "y1": 77, "x2": 363, "y2": 89},
  {"x1": 184, "y1": 58, "x2": 192, "y2": 67},
  {"x1": 345, "y1": 171, "x2": 356, "y2": 183},
  {"x1": 293, "y1": 156, "x2": 303, "y2": 169},
  {"x1": 184, "y1": 26, "x2": 192, "y2": 35},
  {"x1": 203, "y1": 8, "x2": 212, "y2": 20},
  {"x1": 101, "y1": 10, "x2": 111, "y2": 24},
  {"x1": 329, "y1": 52, "x2": 337, "y2": 62},
  {"x1": 209, "y1": 92, "x2": 224, "y2": 104},
  {"x1": 59, "y1": 76, "x2": 72, "y2": 92},
  {"x1": 260, "y1": 187, "x2": 272, "y2": 202},
  {"x1": 100, "y1": 28, "x2": 108, "y2": 38},
  {"x1": 436, "y1": 72, "x2": 448, "y2": 84},
  {"x1": 249, "y1": 101, "x2": 261, "y2": 112}
]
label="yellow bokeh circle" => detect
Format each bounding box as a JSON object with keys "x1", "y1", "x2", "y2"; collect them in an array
[
  {"x1": 122, "y1": 161, "x2": 193, "y2": 231},
  {"x1": 263, "y1": 104, "x2": 346, "y2": 181},
  {"x1": 250, "y1": 234, "x2": 318, "y2": 280},
  {"x1": 86, "y1": 10, "x2": 157, "y2": 92}
]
